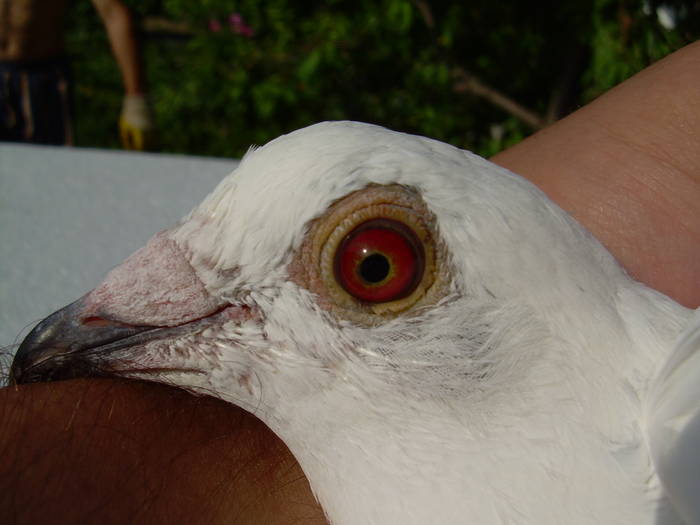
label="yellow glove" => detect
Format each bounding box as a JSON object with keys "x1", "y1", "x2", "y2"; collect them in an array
[{"x1": 119, "y1": 94, "x2": 154, "y2": 151}]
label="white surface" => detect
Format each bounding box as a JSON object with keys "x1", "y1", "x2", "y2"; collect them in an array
[{"x1": 0, "y1": 143, "x2": 236, "y2": 351}]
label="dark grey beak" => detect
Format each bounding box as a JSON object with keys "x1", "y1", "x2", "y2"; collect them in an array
[{"x1": 10, "y1": 297, "x2": 155, "y2": 385}]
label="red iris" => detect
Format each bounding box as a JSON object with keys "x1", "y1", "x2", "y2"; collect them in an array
[{"x1": 334, "y1": 219, "x2": 424, "y2": 303}]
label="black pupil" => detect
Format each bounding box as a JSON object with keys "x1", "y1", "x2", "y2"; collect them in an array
[{"x1": 359, "y1": 253, "x2": 390, "y2": 283}]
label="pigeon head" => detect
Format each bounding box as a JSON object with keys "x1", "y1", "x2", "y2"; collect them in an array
[{"x1": 11, "y1": 122, "x2": 690, "y2": 524}]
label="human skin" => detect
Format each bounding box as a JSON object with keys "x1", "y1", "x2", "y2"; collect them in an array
[
  {"x1": 1, "y1": 42, "x2": 699, "y2": 525},
  {"x1": 92, "y1": 0, "x2": 147, "y2": 96},
  {"x1": 0, "y1": 0, "x2": 145, "y2": 95},
  {"x1": 0, "y1": 380, "x2": 327, "y2": 524},
  {"x1": 493, "y1": 40, "x2": 700, "y2": 309},
  {"x1": 0, "y1": 0, "x2": 70, "y2": 61}
]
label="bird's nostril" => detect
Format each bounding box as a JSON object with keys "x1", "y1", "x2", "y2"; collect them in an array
[{"x1": 81, "y1": 316, "x2": 110, "y2": 327}]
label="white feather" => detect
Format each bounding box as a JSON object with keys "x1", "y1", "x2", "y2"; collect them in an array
[{"x1": 648, "y1": 308, "x2": 700, "y2": 524}]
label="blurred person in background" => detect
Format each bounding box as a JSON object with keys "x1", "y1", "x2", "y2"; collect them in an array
[{"x1": 0, "y1": 0, "x2": 153, "y2": 149}]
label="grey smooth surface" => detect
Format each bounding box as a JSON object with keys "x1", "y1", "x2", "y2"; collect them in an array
[{"x1": 0, "y1": 144, "x2": 237, "y2": 353}]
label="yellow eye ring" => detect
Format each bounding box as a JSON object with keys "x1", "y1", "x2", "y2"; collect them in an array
[{"x1": 289, "y1": 184, "x2": 449, "y2": 325}]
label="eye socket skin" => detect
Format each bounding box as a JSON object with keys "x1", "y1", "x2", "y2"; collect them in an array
[
  {"x1": 288, "y1": 184, "x2": 449, "y2": 325},
  {"x1": 334, "y1": 219, "x2": 425, "y2": 304}
]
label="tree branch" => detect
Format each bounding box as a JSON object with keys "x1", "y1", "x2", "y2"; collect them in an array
[
  {"x1": 412, "y1": 0, "x2": 545, "y2": 130},
  {"x1": 141, "y1": 17, "x2": 194, "y2": 36},
  {"x1": 452, "y1": 67, "x2": 545, "y2": 129},
  {"x1": 412, "y1": 0, "x2": 436, "y2": 30},
  {"x1": 544, "y1": 44, "x2": 588, "y2": 124}
]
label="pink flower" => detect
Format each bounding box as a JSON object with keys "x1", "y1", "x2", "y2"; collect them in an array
[{"x1": 228, "y1": 12, "x2": 255, "y2": 38}]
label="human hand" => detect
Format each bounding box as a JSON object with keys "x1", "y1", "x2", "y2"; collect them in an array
[
  {"x1": 1, "y1": 42, "x2": 698, "y2": 524},
  {"x1": 0, "y1": 379, "x2": 328, "y2": 524},
  {"x1": 119, "y1": 94, "x2": 154, "y2": 151}
]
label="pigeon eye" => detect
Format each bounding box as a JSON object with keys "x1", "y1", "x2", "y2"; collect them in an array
[
  {"x1": 289, "y1": 184, "x2": 449, "y2": 325},
  {"x1": 334, "y1": 219, "x2": 424, "y2": 303}
]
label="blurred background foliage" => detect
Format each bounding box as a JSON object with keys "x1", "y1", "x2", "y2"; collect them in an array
[{"x1": 67, "y1": 0, "x2": 699, "y2": 158}]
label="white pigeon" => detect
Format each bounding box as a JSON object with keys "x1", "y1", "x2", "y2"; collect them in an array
[{"x1": 11, "y1": 121, "x2": 700, "y2": 525}]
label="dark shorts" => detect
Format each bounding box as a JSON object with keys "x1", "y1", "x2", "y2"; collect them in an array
[{"x1": 0, "y1": 57, "x2": 74, "y2": 146}]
